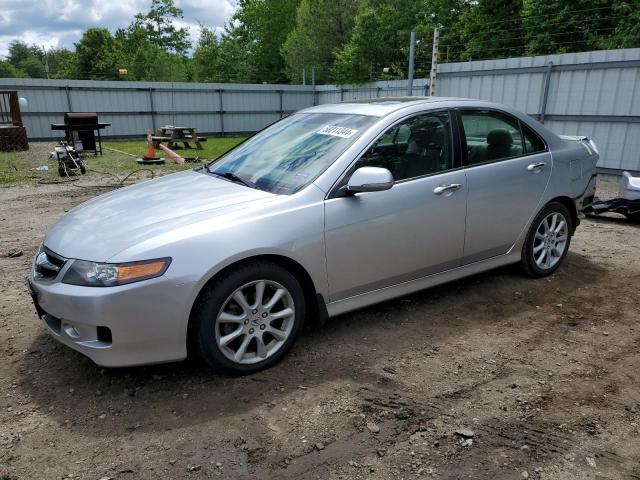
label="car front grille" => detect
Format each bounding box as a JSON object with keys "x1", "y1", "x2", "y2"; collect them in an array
[{"x1": 34, "y1": 248, "x2": 67, "y2": 280}]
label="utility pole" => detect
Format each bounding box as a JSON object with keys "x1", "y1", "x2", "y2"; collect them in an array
[
  {"x1": 311, "y1": 66, "x2": 317, "y2": 106},
  {"x1": 429, "y1": 26, "x2": 440, "y2": 96},
  {"x1": 43, "y1": 45, "x2": 50, "y2": 79},
  {"x1": 407, "y1": 31, "x2": 416, "y2": 96}
]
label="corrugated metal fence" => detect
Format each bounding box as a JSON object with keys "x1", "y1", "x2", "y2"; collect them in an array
[
  {"x1": 0, "y1": 79, "x2": 314, "y2": 138},
  {"x1": 439, "y1": 48, "x2": 640, "y2": 174},
  {"x1": 0, "y1": 78, "x2": 426, "y2": 140},
  {"x1": 1, "y1": 49, "x2": 638, "y2": 173}
]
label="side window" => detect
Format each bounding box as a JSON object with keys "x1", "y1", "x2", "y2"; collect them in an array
[
  {"x1": 460, "y1": 110, "x2": 524, "y2": 165},
  {"x1": 358, "y1": 111, "x2": 453, "y2": 181},
  {"x1": 522, "y1": 124, "x2": 547, "y2": 154},
  {"x1": 376, "y1": 127, "x2": 397, "y2": 147},
  {"x1": 395, "y1": 124, "x2": 411, "y2": 144},
  {"x1": 376, "y1": 124, "x2": 411, "y2": 147}
]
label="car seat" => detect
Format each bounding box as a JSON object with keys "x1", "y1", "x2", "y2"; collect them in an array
[
  {"x1": 402, "y1": 127, "x2": 447, "y2": 178},
  {"x1": 486, "y1": 128, "x2": 514, "y2": 160}
]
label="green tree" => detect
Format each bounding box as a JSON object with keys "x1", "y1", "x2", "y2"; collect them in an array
[
  {"x1": 522, "y1": 0, "x2": 617, "y2": 55},
  {"x1": 129, "y1": 45, "x2": 190, "y2": 81},
  {"x1": 332, "y1": 0, "x2": 429, "y2": 83},
  {"x1": 132, "y1": 0, "x2": 190, "y2": 55},
  {"x1": 47, "y1": 48, "x2": 79, "y2": 79},
  {"x1": 109, "y1": 25, "x2": 190, "y2": 81},
  {"x1": 6, "y1": 41, "x2": 46, "y2": 78},
  {"x1": 458, "y1": 0, "x2": 524, "y2": 60},
  {"x1": 0, "y1": 60, "x2": 26, "y2": 78},
  {"x1": 282, "y1": 0, "x2": 361, "y2": 84},
  {"x1": 75, "y1": 28, "x2": 118, "y2": 80},
  {"x1": 214, "y1": 27, "x2": 256, "y2": 83},
  {"x1": 229, "y1": 0, "x2": 301, "y2": 83},
  {"x1": 17, "y1": 56, "x2": 46, "y2": 78},
  {"x1": 192, "y1": 26, "x2": 220, "y2": 82},
  {"x1": 7, "y1": 41, "x2": 36, "y2": 67},
  {"x1": 605, "y1": 0, "x2": 640, "y2": 48}
]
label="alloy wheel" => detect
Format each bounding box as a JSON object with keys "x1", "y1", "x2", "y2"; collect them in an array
[
  {"x1": 215, "y1": 280, "x2": 295, "y2": 365},
  {"x1": 533, "y1": 212, "x2": 569, "y2": 270}
]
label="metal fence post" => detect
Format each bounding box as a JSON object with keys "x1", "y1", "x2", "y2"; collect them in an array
[
  {"x1": 279, "y1": 90, "x2": 284, "y2": 118},
  {"x1": 65, "y1": 86, "x2": 72, "y2": 111},
  {"x1": 539, "y1": 61, "x2": 554, "y2": 124},
  {"x1": 340, "y1": 87, "x2": 344, "y2": 102},
  {"x1": 407, "y1": 31, "x2": 416, "y2": 96},
  {"x1": 148, "y1": 88, "x2": 156, "y2": 131},
  {"x1": 218, "y1": 89, "x2": 225, "y2": 136}
]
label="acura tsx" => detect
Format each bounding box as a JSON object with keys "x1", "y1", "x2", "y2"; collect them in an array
[{"x1": 27, "y1": 97, "x2": 599, "y2": 374}]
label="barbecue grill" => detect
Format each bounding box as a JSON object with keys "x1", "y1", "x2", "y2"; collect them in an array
[{"x1": 51, "y1": 113, "x2": 110, "y2": 155}]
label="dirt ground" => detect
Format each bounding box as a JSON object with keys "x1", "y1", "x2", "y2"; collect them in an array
[{"x1": 1, "y1": 178, "x2": 639, "y2": 480}]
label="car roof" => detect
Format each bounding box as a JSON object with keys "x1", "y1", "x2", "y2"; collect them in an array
[{"x1": 299, "y1": 96, "x2": 477, "y2": 117}]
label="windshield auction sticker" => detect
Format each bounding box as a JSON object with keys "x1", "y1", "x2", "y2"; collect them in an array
[{"x1": 316, "y1": 125, "x2": 358, "y2": 138}]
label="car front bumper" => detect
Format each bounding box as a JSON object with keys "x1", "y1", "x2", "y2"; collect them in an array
[{"x1": 26, "y1": 272, "x2": 191, "y2": 368}]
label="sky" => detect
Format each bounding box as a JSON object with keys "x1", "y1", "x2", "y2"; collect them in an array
[{"x1": 0, "y1": 0, "x2": 237, "y2": 57}]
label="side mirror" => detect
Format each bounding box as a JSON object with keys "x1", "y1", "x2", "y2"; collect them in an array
[{"x1": 347, "y1": 167, "x2": 394, "y2": 194}]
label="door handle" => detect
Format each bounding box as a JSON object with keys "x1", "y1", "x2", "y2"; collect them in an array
[
  {"x1": 527, "y1": 162, "x2": 547, "y2": 172},
  {"x1": 433, "y1": 183, "x2": 462, "y2": 195}
]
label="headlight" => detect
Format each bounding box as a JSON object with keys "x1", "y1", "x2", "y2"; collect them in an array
[{"x1": 62, "y1": 258, "x2": 171, "y2": 287}]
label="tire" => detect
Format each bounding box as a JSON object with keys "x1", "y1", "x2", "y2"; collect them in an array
[
  {"x1": 191, "y1": 261, "x2": 306, "y2": 375},
  {"x1": 58, "y1": 165, "x2": 67, "y2": 177},
  {"x1": 520, "y1": 201, "x2": 573, "y2": 278},
  {"x1": 79, "y1": 162, "x2": 87, "y2": 175},
  {"x1": 625, "y1": 210, "x2": 640, "y2": 223}
]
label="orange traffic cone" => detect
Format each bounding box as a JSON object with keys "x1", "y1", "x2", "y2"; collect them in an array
[{"x1": 144, "y1": 129, "x2": 158, "y2": 159}]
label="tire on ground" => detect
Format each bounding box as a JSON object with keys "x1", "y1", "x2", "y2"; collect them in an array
[
  {"x1": 191, "y1": 261, "x2": 306, "y2": 375},
  {"x1": 520, "y1": 201, "x2": 573, "y2": 278}
]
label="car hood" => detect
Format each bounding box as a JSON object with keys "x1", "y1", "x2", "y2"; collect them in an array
[{"x1": 44, "y1": 169, "x2": 277, "y2": 261}]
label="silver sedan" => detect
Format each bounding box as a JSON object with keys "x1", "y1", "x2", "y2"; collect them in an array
[{"x1": 27, "y1": 97, "x2": 599, "y2": 374}]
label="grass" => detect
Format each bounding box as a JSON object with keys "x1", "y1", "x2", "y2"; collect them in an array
[{"x1": 0, "y1": 136, "x2": 246, "y2": 186}]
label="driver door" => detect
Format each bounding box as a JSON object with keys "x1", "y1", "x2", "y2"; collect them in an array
[{"x1": 324, "y1": 110, "x2": 468, "y2": 302}]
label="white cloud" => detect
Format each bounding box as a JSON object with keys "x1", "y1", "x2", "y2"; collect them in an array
[{"x1": 0, "y1": 0, "x2": 236, "y2": 57}]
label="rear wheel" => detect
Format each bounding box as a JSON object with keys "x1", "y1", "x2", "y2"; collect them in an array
[
  {"x1": 521, "y1": 202, "x2": 572, "y2": 277},
  {"x1": 192, "y1": 261, "x2": 305, "y2": 375}
]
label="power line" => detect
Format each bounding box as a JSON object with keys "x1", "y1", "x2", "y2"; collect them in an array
[
  {"x1": 438, "y1": 13, "x2": 632, "y2": 40},
  {"x1": 441, "y1": 4, "x2": 625, "y2": 31}
]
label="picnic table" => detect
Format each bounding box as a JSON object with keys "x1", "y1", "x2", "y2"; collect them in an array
[{"x1": 152, "y1": 126, "x2": 206, "y2": 150}]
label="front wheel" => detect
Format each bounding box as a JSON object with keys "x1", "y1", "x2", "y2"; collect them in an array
[
  {"x1": 191, "y1": 261, "x2": 305, "y2": 375},
  {"x1": 521, "y1": 202, "x2": 573, "y2": 277},
  {"x1": 625, "y1": 210, "x2": 640, "y2": 223}
]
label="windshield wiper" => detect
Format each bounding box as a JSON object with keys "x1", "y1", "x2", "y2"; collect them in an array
[{"x1": 209, "y1": 169, "x2": 257, "y2": 189}]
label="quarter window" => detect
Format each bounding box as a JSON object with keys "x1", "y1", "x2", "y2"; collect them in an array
[
  {"x1": 358, "y1": 111, "x2": 453, "y2": 181},
  {"x1": 460, "y1": 110, "x2": 524, "y2": 165},
  {"x1": 522, "y1": 124, "x2": 547, "y2": 153}
]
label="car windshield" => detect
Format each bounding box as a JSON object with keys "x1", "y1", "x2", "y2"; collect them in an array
[{"x1": 206, "y1": 113, "x2": 377, "y2": 194}]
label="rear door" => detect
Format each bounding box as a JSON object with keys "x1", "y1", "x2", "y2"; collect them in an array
[{"x1": 457, "y1": 109, "x2": 551, "y2": 264}]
